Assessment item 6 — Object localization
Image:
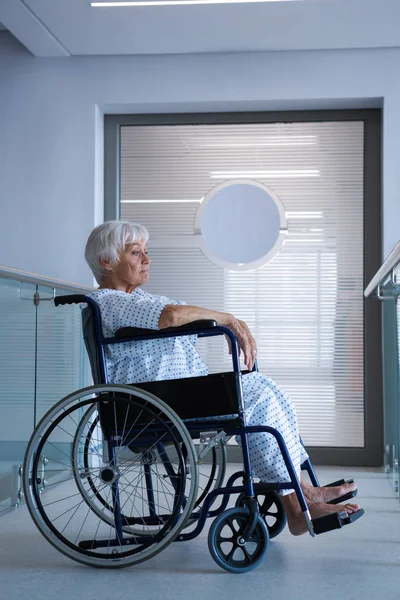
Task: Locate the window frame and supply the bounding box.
[104,109,382,467]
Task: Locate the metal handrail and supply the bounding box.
[0,264,93,293]
[364,241,400,298]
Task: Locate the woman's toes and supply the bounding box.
[308,501,360,518]
[341,481,357,495]
[342,502,360,513]
[333,502,360,514]
[327,482,357,501]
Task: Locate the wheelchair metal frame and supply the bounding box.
[75,295,312,534]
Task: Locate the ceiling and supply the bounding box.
[1,0,400,57]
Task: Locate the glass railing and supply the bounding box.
[365,243,400,501]
[0,267,93,513]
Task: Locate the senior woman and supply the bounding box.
[84,220,360,536]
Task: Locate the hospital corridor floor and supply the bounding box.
[0,465,399,600]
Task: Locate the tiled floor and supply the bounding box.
[0,465,399,600]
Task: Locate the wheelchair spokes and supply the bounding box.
[72,406,189,537]
[73,405,228,536]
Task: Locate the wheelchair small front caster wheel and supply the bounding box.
[208,507,269,573]
[236,491,287,539]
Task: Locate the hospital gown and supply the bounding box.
[89,288,309,494]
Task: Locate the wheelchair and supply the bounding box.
[23,294,363,572]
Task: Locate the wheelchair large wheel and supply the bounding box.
[236,490,287,539]
[72,407,227,535]
[208,507,270,573]
[23,384,198,569]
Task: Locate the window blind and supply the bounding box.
[120,121,364,447]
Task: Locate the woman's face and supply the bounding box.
[103,239,151,292]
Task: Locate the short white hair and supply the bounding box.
[85,220,149,284]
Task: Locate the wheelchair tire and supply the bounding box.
[208,507,270,573]
[235,491,287,539]
[23,384,198,569]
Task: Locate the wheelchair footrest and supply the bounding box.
[323,478,358,505]
[324,478,354,487]
[312,508,365,535]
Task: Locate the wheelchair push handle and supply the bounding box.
[54,294,88,307]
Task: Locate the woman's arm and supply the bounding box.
[159,304,257,370]
[158,304,232,329]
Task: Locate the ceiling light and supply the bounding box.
[210,170,320,179]
[285,238,324,243]
[287,231,323,236]
[121,199,201,203]
[91,0,299,6]
[190,135,316,148]
[285,211,323,219]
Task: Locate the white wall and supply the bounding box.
[1,32,399,286]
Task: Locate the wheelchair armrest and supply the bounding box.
[115,319,218,339]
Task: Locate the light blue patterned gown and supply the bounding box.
[90,288,308,494]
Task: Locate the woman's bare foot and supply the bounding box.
[281,492,361,536]
[301,476,357,503]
